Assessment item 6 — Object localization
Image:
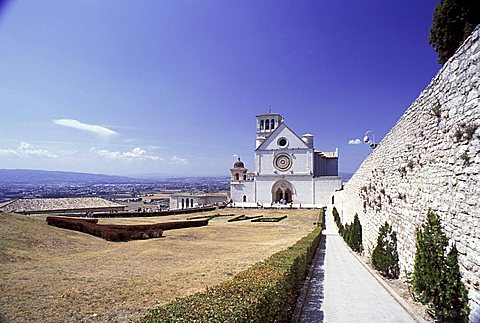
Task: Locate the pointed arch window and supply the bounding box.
[265,119,270,130]
[271,119,275,129]
[260,120,264,130]
[235,173,239,180]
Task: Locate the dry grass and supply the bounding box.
[0,208,318,323]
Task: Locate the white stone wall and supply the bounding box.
[169,196,196,209]
[256,150,313,175]
[169,198,178,210]
[334,26,480,321]
[314,177,342,205]
[230,180,255,203]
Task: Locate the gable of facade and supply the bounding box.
[256,122,309,151]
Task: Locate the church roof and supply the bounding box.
[233,157,245,168]
[315,151,338,158]
[255,113,283,117]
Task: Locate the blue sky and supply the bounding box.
[0,1,440,176]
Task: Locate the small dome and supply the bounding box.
[233,157,245,168]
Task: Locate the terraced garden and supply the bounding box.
[0,208,318,322]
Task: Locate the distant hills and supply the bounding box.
[0,169,136,184]
[0,169,354,184]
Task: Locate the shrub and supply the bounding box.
[103,219,208,231]
[340,214,363,253]
[465,123,478,140]
[141,209,325,323]
[251,216,287,222]
[46,216,99,224]
[89,206,217,218]
[46,216,166,241]
[437,246,470,320]
[227,215,263,222]
[412,209,469,321]
[371,222,400,279]
[332,207,344,234]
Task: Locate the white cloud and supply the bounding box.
[90,147,188,165]
[0,142,57,158]
[0,148,17,156]
[169,156,188,165]
[91,147,162,161]
[348,138,362,145]
[53,119,118,137]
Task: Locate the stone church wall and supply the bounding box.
[314,177,342,205]
[334,26,480,321]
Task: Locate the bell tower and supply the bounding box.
[255,113,284,149]
[230,157,247,182]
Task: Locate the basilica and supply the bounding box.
[230,113,342,207]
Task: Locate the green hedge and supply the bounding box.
[141,209,325,323]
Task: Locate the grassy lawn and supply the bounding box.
[0,208,318,323]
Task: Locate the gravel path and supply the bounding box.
[295,206,415,323]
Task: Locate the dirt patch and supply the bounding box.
[0,209,318,322]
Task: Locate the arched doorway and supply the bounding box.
[243,195,247,202]
[284,188,292,202]
[271,180,295,204]
[275,188,282,202]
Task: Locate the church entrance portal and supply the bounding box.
[271,180,295,204]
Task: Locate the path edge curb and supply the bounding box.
[290,232,324,323]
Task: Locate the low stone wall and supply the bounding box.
[334,26,480,321]
[1,197,125,214]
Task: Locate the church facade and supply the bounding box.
[230,113,342,207]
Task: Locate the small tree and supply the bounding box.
[412,209,469,321]
[372,222,400,279]
[332,207,344,234]
[435,245,470,321]
[429,0,480,64]
[341,214,363,253]
[412,210,448,303]
[350,214,363,253]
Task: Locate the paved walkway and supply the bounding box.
[295,206,415,323]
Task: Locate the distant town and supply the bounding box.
[0,170,230,211]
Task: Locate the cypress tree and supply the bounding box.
[412,209,469,321]
[351,214,363,253]
[435,245,470,320]
[413,210,448,303]
[372,221,400,279]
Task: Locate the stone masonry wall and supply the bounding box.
[334,26,480,321]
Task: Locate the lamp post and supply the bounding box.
[364,130,378,149]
